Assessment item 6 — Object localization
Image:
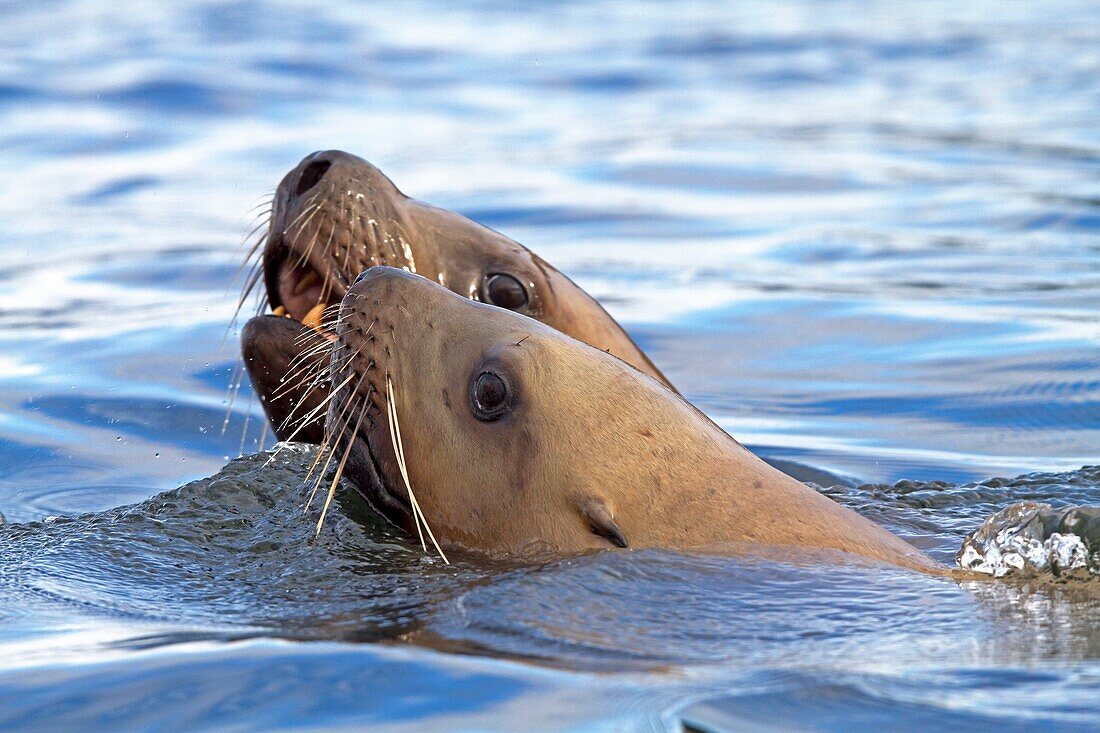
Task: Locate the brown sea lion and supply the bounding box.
[241,150,671,444]
[319,266,940,573]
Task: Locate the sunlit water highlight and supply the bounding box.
[0,1,1098,730]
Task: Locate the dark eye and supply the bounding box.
[484,273,528,310]
[471,371,512,421]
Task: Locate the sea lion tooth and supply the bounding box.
[272,305,286,317]
[302,303,325,331]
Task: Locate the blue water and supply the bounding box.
[1,1,1098,730]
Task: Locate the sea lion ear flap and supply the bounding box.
[576,496,628,548]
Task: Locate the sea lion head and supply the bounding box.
[323,267,941,573]
[242,151,671,443]
[325,266,678,555]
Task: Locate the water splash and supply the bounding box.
[957,502,1100,579]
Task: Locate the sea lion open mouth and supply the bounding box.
[319,266,940,573]
[240,150,673,445]
[265,243,337,332]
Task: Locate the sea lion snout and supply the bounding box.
[287,150,373,198]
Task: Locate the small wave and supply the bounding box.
[957,502,1100,579]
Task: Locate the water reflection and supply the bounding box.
[0,0,1098,729]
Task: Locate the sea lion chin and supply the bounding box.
[323,266,941,573]
[240,150,671,443]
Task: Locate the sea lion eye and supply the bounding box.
[484,273,528,311]
[471,371,512,421]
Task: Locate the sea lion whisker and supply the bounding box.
[319,268,336,308]
[280,349,331,383]
[321,332,362,367]
[306,383,367,506]
[229,265,267,331]
[246,205,273,224]
[284,192,323,234]
[304,375,370,497]
[304,415,345,496]
[240,219,270,253]
[236,233,269,275]
[304,443,331,490]
[282,370,330,408]
[296,219,323,271]
[244,192,275,215]
[292,328,332,348]
[288,195,327,250]
[231,203,272,258]
[308,307,344,336]
[314,395,371,536]
[305,442,336,509]
[267,374,359,470]
[279,371,355,437]
[385,380,423,552]
[320,208,339,262]
[387,375,449,564]
[275,362,327,396]
[303,190,342,267]
[289,333,336,359]
[283,342,329,372]
[277,345,330,382]
[273,358,335,407]
[229,230,269,288]
[270,362,325,402]
[305,425,344,509]
[280,341,341,383]
[238,260,265,306]
[239,237,267,278]
[234,263,264,309]
[282,388,347,455]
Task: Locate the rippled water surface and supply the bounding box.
[1,1,1098,730]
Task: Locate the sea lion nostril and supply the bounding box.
[295,160,331,196]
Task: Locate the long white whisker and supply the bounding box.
[387,379,425,552]
[280,371,354,440]
[387,375,449,564]
[315,396,370,536]
[305,375,364,506]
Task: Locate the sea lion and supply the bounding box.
[241,150,671,444]
[319,266,940,573]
